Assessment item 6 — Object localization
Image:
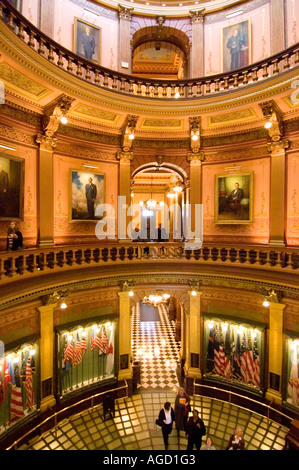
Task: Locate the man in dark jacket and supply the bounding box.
[85,177,97,219]
[186,409,206,450]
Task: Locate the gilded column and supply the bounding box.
[265,301,285,405]
[268,139,289,246]
[189,9,205,78]
[117,151,134,240]
[185,291,202,380]
[38,302,56,412]
[36,135,56,248]
[117,291,132,381]
[118,5,134,73]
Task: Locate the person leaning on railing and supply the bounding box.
[6,221,23,251]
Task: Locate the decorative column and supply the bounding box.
[118,287,132,382]
[185,289,202,381]
[265,298,285,405]
[38,301,56,412]
[260,101,289,246]
[189,9,206,78]
[36,94,74,248]
[118,5,134,73]
[270,0,285,56]
[117,115,138,240]
[187,117,204,245]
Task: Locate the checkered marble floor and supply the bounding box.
[131,302,181,391]
[22,391,288,451]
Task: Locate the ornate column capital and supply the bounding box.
[118,4,134,20]
[187,152,205,165]
[35,133,57,150]
[267,139,289,153]
[189,8,206,24]
[117,151,134,163]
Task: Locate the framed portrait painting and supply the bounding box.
[0,153,24,220]
[215,172,253,224]
[74,18,101,64]
[70,170,105,221]
[221,19,251,73]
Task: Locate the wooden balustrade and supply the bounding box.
[0,0,299,100]
[0,242,298,285]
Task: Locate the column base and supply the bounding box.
[40,394,56,413]
[186,366,202,381]
[265,388,283,405]
[38,239,55,248]
[268,239,285,247]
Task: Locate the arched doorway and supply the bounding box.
[130,162,188,242]
[131,22,190,80]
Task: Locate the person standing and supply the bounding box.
[186,409,206,451]
[85,177,97,219]
[174,387,190,435]
[82,26,95,61]
[158,401,175,450]
[6,221,23,251]
[226,28,241,70]
[226,426,245,450]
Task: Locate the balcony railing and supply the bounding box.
[0,242,298,287]
[0,0,299,100]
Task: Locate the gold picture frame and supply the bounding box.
[215,172,253,224]
[74,18,101,64]
[221,19,251,73]
[0,153,24,221]
[70,169,105,222]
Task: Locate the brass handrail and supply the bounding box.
[0,0,298,99]
[5,380,128,451]
[193,382,294,427]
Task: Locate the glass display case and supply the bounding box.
[0,338,38,433]
[285,337,299,408]
[204,317,264,391]
[57,320,116,396]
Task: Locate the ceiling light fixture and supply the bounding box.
[60,116,68,125]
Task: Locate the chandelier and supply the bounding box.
[139,175,164,217]
[143,293,170,306]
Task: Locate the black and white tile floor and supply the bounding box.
[20,302,289,451]
[131,302,181,391]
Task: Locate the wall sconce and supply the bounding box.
[60,116,68,125]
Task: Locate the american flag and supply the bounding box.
[24,357,34,410]
[214,344,231,378]
[101,327,109,355]
[10,387,24,419]
[252,335,260,387]
[81,333,87,357]
[92,327,102,351]
[240,331,260,388]
[73,333,83,367]
[63,337,74,363]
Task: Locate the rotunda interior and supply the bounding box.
[0,0,298,452]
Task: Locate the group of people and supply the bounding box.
[157,387,245,451]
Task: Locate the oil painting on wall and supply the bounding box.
[0,153,24,220]
[70,170,105,221]
[222,19,251,73]
[74,18,101,64]
[215,172,253,224]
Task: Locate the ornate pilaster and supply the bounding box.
[185,290,202,381]
[189,9,205,78]
[118,290,132,381]
[117,148,134,240]
[38,302,56,412]
[260,101,289,246]
[36,94,74,248]
[118,5,134,73]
